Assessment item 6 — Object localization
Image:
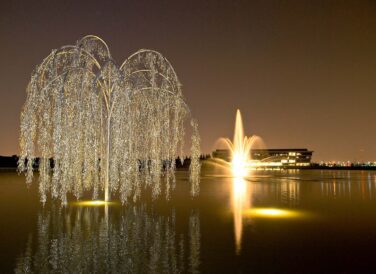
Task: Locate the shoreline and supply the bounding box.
[2,156,376,171]
[2,166,376,172]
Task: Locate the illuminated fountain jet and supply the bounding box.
[224,110,256,177]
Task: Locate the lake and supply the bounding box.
[1,162,376,273]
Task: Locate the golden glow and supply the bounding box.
[231,177,250,254]
[215,109,312,172]
[228,109,255,178]
[243,208,301,218]
[213,110,286,175]
[232,153,249,177]
[71,200,118,207]
[222,109,282,176]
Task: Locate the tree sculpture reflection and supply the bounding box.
[18,35,200,204]
[15,205,201,273]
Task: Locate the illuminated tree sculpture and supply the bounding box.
[19,35,201,205]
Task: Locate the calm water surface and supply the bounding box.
[1,162,376,273]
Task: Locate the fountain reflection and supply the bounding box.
[230,176,306,254]
[15,203,200,273]
[231,177,251,254]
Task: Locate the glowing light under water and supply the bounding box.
[72,200,117,207]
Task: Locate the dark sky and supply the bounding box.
[1,0,376,161]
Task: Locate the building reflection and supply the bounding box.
[15,204,200,273]
[280,180,300,206]
[319,171,376,200]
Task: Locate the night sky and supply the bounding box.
[1,0,376,161]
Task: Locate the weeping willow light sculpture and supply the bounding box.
[19,35,201,205]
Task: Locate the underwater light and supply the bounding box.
[244,208,301,218]
[71,200,117,207]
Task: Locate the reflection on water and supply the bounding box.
[15,204,200,273]
[189,212,200,274]
[280,180,300,206]
[319,171,376,200]
[230,176,302,254]
[251,180,300,207]
[231,177,250,254]
[3,169,376,272]
[228,170,376,255]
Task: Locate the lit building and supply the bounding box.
[212,148,313,167]
[212,149,232,162]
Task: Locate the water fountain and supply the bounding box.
[212,109,263,176]
[211,109,259,253]
[213,110,304,253]
[18,35,201,205]
[223,109,259,177]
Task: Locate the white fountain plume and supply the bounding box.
[213,109,262,177]
[224,110,255,177]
